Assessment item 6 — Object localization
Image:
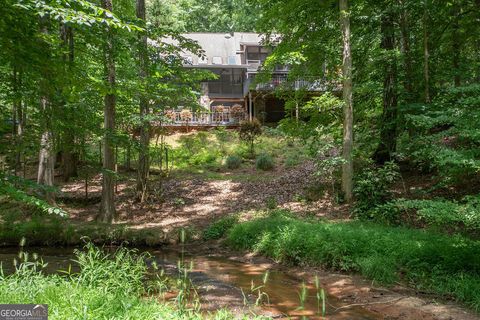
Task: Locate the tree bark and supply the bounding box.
[451,5,461,87]
[477,0,480,82]
[423,5,431,103]
[12,67,23,175]
[37,17,55,204]
[339,0,353,202]
[373,12,398,165]
[61,24,78,182]
[136,0,150,203]
[399,1,414,102]
[98,0,116,223]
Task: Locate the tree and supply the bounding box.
[98,0,117,222]
[37,16,56,204]
[339,0,353,202]
[373,9,398,165]
[136,0,150,203]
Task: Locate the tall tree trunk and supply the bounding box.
[339,0,353,202]
[12,67,23,175]
[373,12,398,165]
[399,1,414,102]
[61,24,78,182]
[451,5,461,87]
[477,0,480,82]
[37,17,55,204]
[423,0,431,103]
[99,0,116,222]
[136,0,150,203]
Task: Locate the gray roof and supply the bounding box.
[163,32,266,68]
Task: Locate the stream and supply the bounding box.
[0,246,381,319]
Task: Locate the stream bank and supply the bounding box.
[0,243,478,320]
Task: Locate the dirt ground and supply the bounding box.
[53,156,480,320]
[60,160,349,232]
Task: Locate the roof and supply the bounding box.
[162,32,267,67]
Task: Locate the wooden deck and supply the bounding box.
[163,111,248,128]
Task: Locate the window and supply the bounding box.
[227,56,237,65]
[207,68,243,95]
[212,56,223,64]
[246,46,269,62]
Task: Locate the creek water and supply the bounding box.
[0,247,381,320]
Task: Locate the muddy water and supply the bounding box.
[0,247,380,319]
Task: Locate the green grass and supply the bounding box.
[227,210,480,311]
[203,215,239,240]
[0,244,263,319]
[165,129,309,173]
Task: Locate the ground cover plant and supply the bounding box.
[227,210,480,311]
[165,129,309,175]
[0,244,263,320]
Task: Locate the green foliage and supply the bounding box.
[0,174,67,218]
[265,196,278,210]
[400,85,480,182]
[227,212,480,310]
[225,155,242,169]
[255,153,274,171]
[239,119,262,156]
[203,215,239,240]
[373,196,480,236]
[0,244,258,319]
[147,0,260,32]
[353,161,400,219]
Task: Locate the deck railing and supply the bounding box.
[164,111,247,126]
[246,74,331,92]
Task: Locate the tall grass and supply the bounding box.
[0,244,264,319]
[227,210,480,311]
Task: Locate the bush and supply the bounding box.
[256,153,274,171]
[374,196,480,235]
[353,161,400,219]
[203,215,239,240]
[238,118,262,155]
[399,85,480,182]
[227,212,480,310]
[225,155,242,169]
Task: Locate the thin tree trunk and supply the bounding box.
[125,144,131,171]
[12,67,23,175]
[373,12,398,165]
[99,0,116,223]
[339,0,353,202]
[451,5,461,87]
[37,17,55,204]
[477,0,480,82]
[136,0,150,203]
[423,1,431,103]
[399,1,414,102]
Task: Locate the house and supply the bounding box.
[164,32,325,126]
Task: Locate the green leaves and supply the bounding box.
[15,0,143,31]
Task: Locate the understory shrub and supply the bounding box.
[227,211,480,310]
[239,119,262,155]
[203,215,239,240]
[353,161,400,219]
[225,155,242,169]
[399,85,480,182]
[256,153,274,171]
[373,196,480,236]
